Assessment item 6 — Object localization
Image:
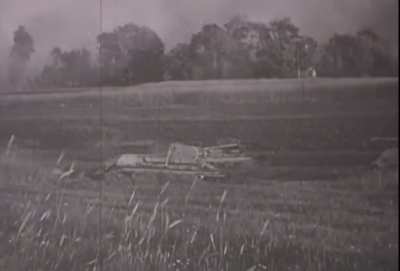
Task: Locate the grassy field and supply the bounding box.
[0,78,398,270]
[0,78,398,153]
[0,148,398,271]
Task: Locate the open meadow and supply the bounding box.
[0,78,398,270]
[0,147,398,271]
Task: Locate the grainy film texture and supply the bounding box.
[0,1,398,270]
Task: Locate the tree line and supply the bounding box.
[5,16,398,90]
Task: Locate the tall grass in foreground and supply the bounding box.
[1,176,393,271]
[1,186,340,271]
[0,142,397,271]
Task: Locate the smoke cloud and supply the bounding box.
[0,0,398,80]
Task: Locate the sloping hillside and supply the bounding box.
[0,78,398,154]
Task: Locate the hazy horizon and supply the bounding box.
[0,0,398,77]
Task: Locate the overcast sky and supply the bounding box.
[0,0,398,74]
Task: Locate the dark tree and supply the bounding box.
[225,16,318,78]
[38,47,96,87]
[8,26,35,90]
[97,32,123,84]
[164,43,192,80]
[225,15,276,77]
[97,23,165,85]
[320,34,364,77]
[318,28,396,77]
[357,28,396,76]
[189,23,251,79]
[268,17,302,77]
